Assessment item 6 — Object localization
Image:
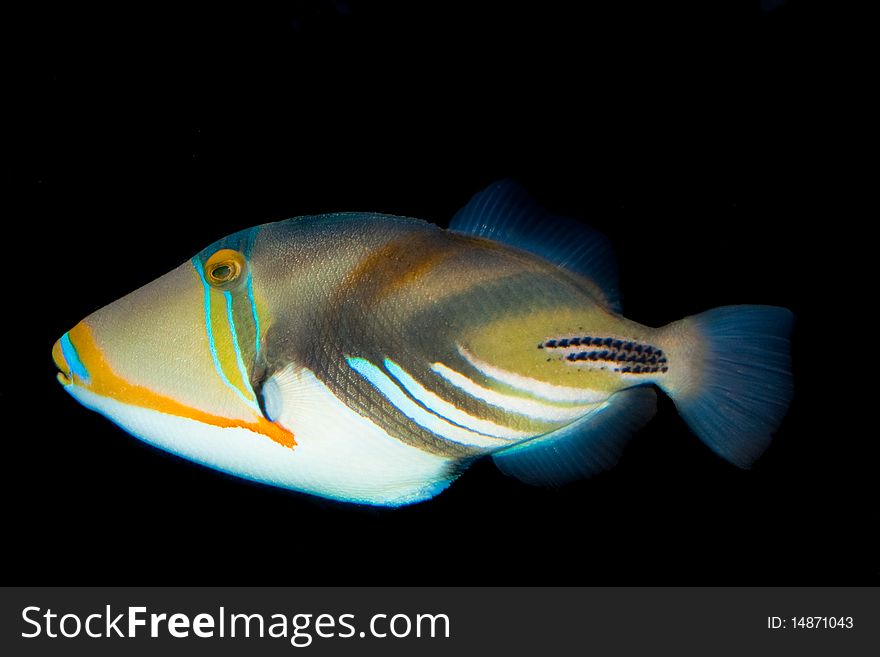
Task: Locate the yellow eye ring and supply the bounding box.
[205,249,247,289]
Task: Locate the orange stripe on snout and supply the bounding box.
[67,322,296,449]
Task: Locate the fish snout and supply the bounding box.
[52,323,92,387]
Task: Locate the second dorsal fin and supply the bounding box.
[449,180,621,312]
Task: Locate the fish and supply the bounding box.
[52,181,794,506]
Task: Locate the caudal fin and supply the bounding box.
[658,305,794,468]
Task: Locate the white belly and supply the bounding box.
[65,367,456,506]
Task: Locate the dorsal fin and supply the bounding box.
[450,180,622,312]
[491,387,657,486]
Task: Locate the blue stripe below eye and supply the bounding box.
[60,332,90,382]
[243,228,262,355]
[192,259,259,410]
[246,275,261,355]
[224,290,256,403]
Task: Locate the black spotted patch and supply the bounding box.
[539,335,668,375]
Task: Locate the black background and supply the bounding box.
[6,2,872,584]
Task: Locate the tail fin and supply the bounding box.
[657,305,794,468]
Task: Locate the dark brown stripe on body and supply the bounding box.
[307,232,488,459]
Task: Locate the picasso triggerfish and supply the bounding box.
[53,181,793,506]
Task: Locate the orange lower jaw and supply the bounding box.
[55,321,296,449]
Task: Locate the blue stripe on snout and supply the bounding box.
[61,332,90,382]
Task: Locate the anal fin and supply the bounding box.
[492,387,657,486]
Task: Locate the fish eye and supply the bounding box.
[205,249,246,289]
[211,264,233,280]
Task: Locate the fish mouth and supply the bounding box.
[52,337,71,385]
[52,328,89,386]
[50,321,297,448]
